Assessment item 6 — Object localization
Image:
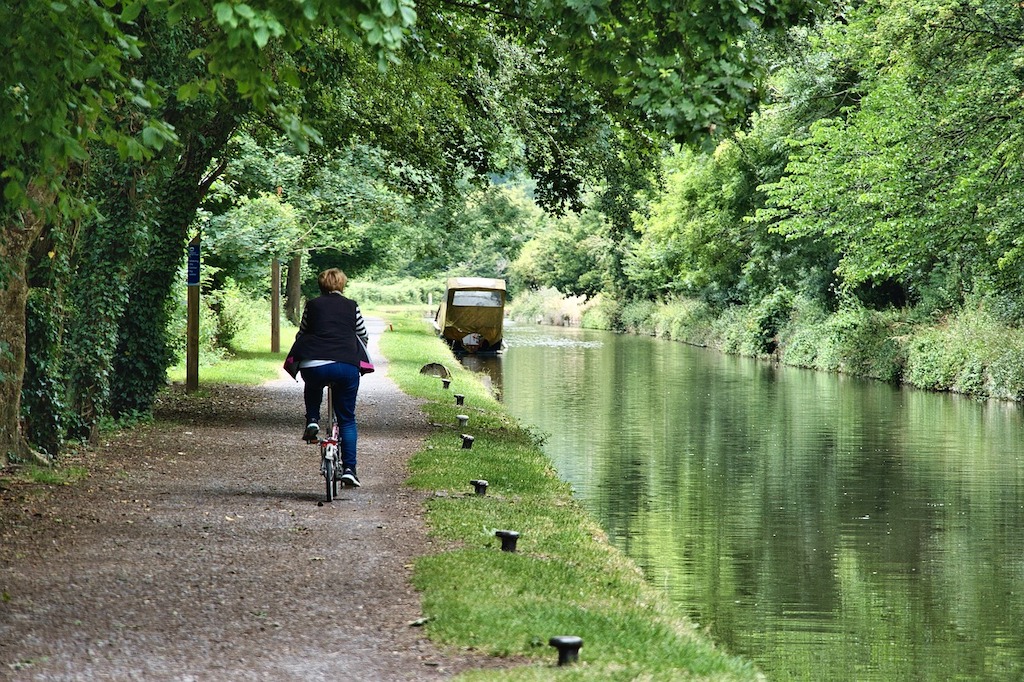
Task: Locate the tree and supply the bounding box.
[759,0,1024,307]
[626,144,752,304]
[499,0,826,141]
[511,208,613,297]
[2,2,173,463]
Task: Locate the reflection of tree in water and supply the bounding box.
[496,323,1024,681]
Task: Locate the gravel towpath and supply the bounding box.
[0,319,509,681]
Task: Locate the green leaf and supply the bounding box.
[63,137,88,161]
[214,3,233,25]
[279,67,300,88]
[358,13,377,31]
[168,1,185,23]
[3,179,24,203]
[120,1,143,22]
[177,81,200,101]
[399,4,416,25]
[141,125,166,151]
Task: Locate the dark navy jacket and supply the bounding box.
[288,293,365,368]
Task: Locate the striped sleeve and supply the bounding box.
[354,305,368,344]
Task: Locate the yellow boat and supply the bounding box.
[434,277,506,354]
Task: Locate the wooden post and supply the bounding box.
[186,236,200,393]
[271,258,281,353]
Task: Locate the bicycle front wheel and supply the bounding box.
[323,457,335,503]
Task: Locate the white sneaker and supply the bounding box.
[340,468,360,487]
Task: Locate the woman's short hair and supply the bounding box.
[318,268,348,294]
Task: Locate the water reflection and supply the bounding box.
[492,324,1024,681]
[457,353,502,397]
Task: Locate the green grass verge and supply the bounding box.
[167,319,299,385]
[163,304,420,387]
[379,313,759,681]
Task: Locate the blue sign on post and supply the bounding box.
[187,238,200,286]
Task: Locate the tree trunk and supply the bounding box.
[110,102,243,418]
[64,157,149,442]
[285,255,303,325]
[0,191,55,465]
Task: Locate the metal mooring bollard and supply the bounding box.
[461,434,475,449]
[457,414,469,427]
[442,378,451,389]
[549,636,583,666]
[495,529,520,552]
[470,479,489,495]
[454,393,465,406]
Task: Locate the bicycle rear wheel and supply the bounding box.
[323,455,335,502]
[322,384,337,502]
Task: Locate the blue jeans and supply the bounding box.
[300,362,360,471]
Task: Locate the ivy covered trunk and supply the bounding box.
[110,105,242,419]
[23,265,68,460]
[63,157,152,442]
[0,191,54,465]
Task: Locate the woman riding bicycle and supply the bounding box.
[287,268,369,487]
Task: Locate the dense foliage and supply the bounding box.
[4,0,816,463]
[516,0,1024,319]
[499,0,1024,400]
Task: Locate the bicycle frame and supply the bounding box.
[325,383,340,441]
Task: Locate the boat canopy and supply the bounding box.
[435,277,506,353]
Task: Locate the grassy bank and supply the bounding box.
[167,306,298,386]
[377,311,758,680]
[508,288,1024,402]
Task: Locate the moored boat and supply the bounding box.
[433,277,506,354]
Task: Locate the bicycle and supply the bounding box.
[316,384,341,503]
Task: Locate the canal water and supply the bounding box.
[462,323,1024,681]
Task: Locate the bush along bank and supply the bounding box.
[507,288,1024,402]
[378,313,759,681]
